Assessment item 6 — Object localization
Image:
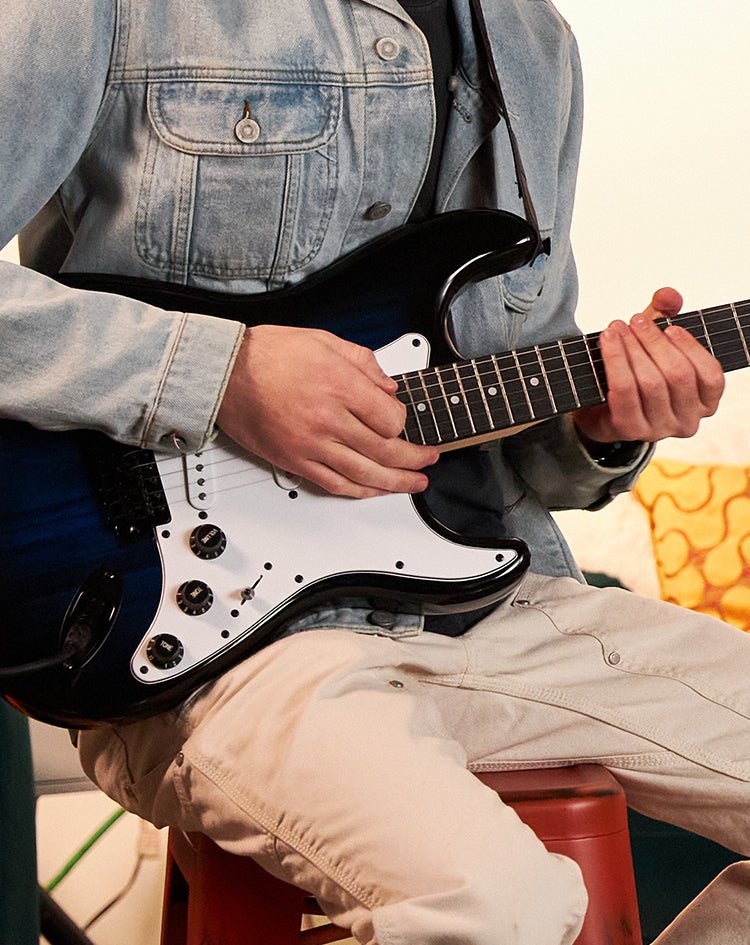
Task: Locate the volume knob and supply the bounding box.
[176,580,214,616]
[189,524,227,560]
[146,633,184,670]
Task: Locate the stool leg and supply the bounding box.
[478,766,642,945]
[192,837,308,945]
[160,845,188,945]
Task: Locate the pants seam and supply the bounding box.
[187,750,382,911]
[422,675,750,782]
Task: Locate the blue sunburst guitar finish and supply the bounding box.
[0,210,539,726]
[4,208,750,728]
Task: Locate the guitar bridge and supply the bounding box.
[95,444,172,542]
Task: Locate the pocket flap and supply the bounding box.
[147,80,341,156]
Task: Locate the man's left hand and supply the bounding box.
[573,287,726,446]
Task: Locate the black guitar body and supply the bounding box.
[0,210,538,727]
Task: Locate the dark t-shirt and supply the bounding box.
[400,0,456,219]
[400,2,506,636]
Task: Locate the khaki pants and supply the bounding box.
[80,574,750,945]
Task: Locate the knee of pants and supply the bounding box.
[369,848,588,945]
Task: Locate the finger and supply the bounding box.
[311,443,432,495]
[641,286,683,321]
[324,332,399,394]
[663,324,726,413]
[597,321,652,437]
[337,414,440,470]
[299,459,392,499]
[624,317,704,433]
[348,382,409,439]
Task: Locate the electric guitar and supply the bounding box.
[2,209,748,727]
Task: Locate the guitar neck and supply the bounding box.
[398,298,750,448]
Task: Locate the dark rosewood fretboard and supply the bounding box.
[397,299,750,448]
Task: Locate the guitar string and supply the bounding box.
[398,314,750,419]
[403,312,750,397]
[119,307,750,480]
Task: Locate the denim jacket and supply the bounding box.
[0,0,649,636]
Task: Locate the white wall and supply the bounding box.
[552,0,750,593]
[5,4,750,942]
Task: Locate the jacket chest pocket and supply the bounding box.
[136,80,341,282]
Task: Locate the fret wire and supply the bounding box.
[582,335,605,400]
[452,365,477,435]
[396,302,750,441]
[457,361,492,434]
[437,365,475,438]
[432,367,459,439]
[401,374,428,445]
[477,372,512,427]
[731,302,750,366]
[557,340,581,408]
[394,375,416,443]
[417,370,443,444]
[534,344,557,414]
[490,354,515,424]
[697,309,715,356]
[516,347,554,418]
[511,351,535,419]
[471,360,495,429]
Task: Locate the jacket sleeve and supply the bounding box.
[502,415,652,511]
[0,0,244,452]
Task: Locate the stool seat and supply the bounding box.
[161,764,642,945]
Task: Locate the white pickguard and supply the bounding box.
[131,334,523,683]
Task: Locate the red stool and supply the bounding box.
[160,764,642,945]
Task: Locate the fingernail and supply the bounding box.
[607,320,627,335]
[632,315,649,331]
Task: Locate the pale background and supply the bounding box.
[2,2,749,941]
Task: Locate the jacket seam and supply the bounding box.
[139,312,188,447]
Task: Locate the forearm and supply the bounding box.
[0,263,245,451]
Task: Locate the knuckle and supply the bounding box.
[661,364,687,387]
[639,376,665,400]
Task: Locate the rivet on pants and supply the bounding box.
[608,652,622,666]
[389,679,405,689]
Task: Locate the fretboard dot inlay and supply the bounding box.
[396,298,750,449]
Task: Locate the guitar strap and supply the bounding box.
[467,0,549,255]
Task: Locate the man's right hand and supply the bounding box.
[216,325,440,498]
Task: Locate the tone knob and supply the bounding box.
[176,579,214,616]
[146,633,184,670]
[189,524,227,560]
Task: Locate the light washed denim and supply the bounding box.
[0,0,648,642]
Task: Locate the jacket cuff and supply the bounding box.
[502,414,653,511]
[140,312,245,452]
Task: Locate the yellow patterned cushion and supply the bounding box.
[633,459,750,630]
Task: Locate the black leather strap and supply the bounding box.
[468,0,546,253]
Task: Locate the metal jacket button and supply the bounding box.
[367,610,397,629]
[234,117,261,144]
[364,201,392,221]
[374,36,400,61]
